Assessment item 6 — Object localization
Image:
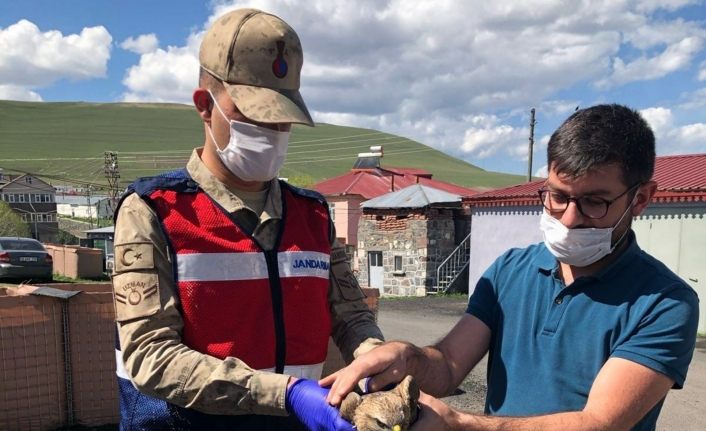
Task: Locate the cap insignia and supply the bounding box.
[272,40,288,78]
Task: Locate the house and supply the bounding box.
[0,171,59,243]
[313,147,479,265]
[464,153,706,333]
[56,195,113,219]
[357,184,473,296]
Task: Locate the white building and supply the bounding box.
[465,153,706,334]
[55,195,113,219]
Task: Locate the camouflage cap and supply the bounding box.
[199,8,314,126]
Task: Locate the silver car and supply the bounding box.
[0,237,53,281]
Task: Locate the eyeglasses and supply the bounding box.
[537,183,641,219]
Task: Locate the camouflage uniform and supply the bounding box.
[113,148,383,416]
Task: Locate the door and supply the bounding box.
[368,251,383,290]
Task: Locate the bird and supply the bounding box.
[339,375,419,431]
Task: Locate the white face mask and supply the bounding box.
[539,197,635,267]
[207,91,290,182]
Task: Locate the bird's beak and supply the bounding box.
[393,425,401,431]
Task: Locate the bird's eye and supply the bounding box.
[374,418,388,429]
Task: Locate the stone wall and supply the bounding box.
[357,207,457,296]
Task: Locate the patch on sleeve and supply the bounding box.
[112,272,160,322]
[114,242,155,273]
[332,261,366,301]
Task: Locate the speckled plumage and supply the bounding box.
[340,375,419,431]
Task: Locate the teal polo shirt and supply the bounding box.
[467,232,699,431]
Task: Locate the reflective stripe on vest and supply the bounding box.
[148,184,332,371]
[176,251,330,282]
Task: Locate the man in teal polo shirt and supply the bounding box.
[322,104,699,431]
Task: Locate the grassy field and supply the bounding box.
[0,100,524,190]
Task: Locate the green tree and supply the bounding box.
[0,201,30,237]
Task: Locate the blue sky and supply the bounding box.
[2,0,706,177]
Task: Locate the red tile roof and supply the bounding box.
[314,167,479,200]
[465,153,706,207]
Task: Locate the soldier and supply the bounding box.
[111,8,383,430]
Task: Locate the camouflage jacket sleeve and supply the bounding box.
[328,239,385,362]
[112,193,290,416]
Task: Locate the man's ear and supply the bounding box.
[193,88,212,122]
[632,180,657,217]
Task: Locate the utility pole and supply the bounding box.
[104,151,120,220]
[86,186,93,229]
[527,108,536,182]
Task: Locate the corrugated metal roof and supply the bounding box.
[466,153,706,207]
[313,168,478,200]
[362,184,461,208]
[651,153,706,191]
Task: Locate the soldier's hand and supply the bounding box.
[286,378,354,431]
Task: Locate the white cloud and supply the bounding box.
[698,61,706,81]
[121,34,200,103]
[635,0,700,13]
[115,0,706,171]
[640,106,706,154]
[678,87,706,110]
[0,19,111,90]
[597,36,703,88]
[640,106,674,137]
[0,84,42,101]
[535,165,549,178]
[460,114,529,159]
[120,33,159,54]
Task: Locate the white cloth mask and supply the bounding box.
[539,197,635,267]
[207,91,290,182]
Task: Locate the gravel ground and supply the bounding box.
[376,295,488,414]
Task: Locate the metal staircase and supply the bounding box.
[431,233,471,294]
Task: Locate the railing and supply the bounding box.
[432,233,471,294]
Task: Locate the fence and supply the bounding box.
[0,283,379,430]
[0,283,118,430]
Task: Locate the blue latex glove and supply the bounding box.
[286,379,355,431]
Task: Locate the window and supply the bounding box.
[18,194,26,203]
[21,213,28,222]
[8,194,15,203]
[394,255,403,273]
[25,177,32,184]
[33,194,41,203]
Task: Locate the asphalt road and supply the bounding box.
[376,295,705,430]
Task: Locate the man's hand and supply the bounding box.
[411,392,455,431]
[320,341,414,406]
[285,378,355,431]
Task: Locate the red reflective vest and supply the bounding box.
[148,181,332,373]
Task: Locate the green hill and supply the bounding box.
[0,100,523,190]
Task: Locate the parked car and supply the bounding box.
[0,237,53,281]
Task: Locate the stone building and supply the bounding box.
[357,184,471,296]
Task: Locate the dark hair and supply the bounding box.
[199,67,224,94]
[547,104,655,186]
